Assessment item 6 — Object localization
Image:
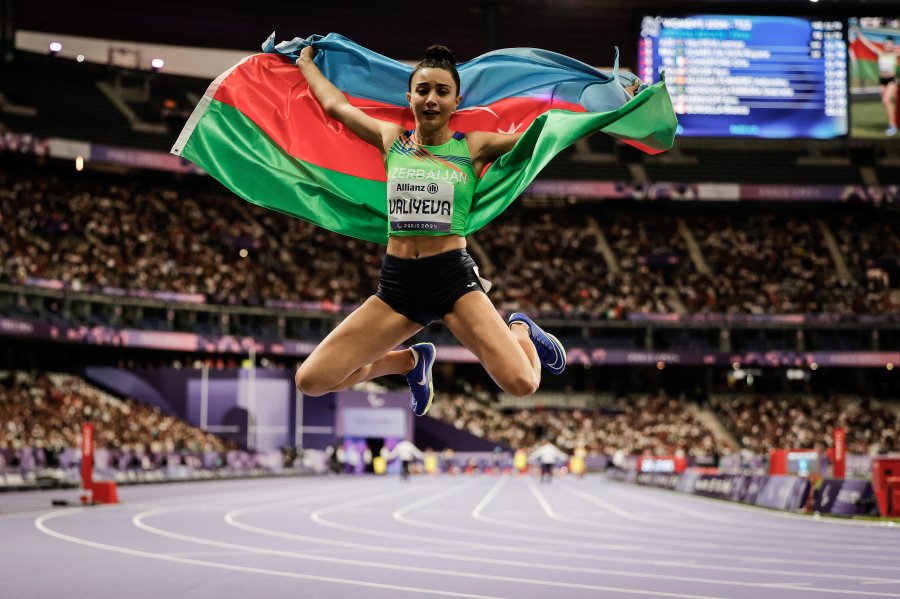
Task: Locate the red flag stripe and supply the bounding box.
[213,54,585,182]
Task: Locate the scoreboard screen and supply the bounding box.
[639,15,848,139]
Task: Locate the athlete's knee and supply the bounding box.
[502,371,539,398]
[295,365,331,396]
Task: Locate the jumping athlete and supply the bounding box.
[293,44,620,415]
[854,28,900,136]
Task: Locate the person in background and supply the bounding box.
[854,28,899,135]
[571,444,587,479]
[423,447,439,476]
[529,438,569,484]
[514,448,529,476]
[385,438,426,481]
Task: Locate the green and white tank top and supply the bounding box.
[385,131,477,237]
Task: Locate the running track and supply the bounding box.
[1,475,898,598]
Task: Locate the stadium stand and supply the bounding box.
[2,161,896,319]
[710,393,900,455]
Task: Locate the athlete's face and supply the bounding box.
[407,68,461,128]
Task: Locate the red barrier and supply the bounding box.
[92,481,119,505]
[872,458,900,517]
[833,427,846,479]
[889,478,900,518]
[80,423,94,504]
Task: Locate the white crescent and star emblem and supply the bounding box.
[456,105,500,118]
[454,106,524,134]
[497,122,523,134]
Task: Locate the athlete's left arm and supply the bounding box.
[469,78,639,172]
[468,131,524,174]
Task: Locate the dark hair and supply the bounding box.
[408,45,460,94]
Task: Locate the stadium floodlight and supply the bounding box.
[48,41,62,55]
[150,58,165,71]
[76,54,85,63]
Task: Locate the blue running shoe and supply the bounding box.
[508,313,566,375]
[405,343,436,416]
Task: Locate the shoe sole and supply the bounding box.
[414,343,436,417]
[417,386,435,417]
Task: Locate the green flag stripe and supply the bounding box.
[466,80,676,234]
[182,83,676,244]
[181,99,390,244]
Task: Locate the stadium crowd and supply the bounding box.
[682,213,871,314]
[2,368,898,476]
[428,392,724,457]
[710,394,900,455]
[0,371,231,454]
[2,164,898,317]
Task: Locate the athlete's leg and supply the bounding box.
[295,295,423,396]
[442,292,540,397]
[883,82,898,128]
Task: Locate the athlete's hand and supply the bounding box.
[296,45,317,66]
[624,80,642,98]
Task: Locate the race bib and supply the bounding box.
[388,180,454,232]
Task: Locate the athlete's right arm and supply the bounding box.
[851,26,880,55]
[295,46,401,155]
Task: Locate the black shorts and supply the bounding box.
[376,249,485,325]
[880,76,897,86]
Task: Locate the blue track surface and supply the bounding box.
[1,475,899,598]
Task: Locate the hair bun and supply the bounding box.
[424,45,456,64]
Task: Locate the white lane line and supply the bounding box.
[0,479,349,526]
[230,488,820,597]
[605,482,880,539]
[544,481,869,550]
[426,478,900,596]
[392,480,483,523]
[164,550,256,557]
[0,508,64,521]
[605,484,863,536]
[310,484,429,526]
[456,478,900,588]
[554,480,898,564]
[569,484,889,560]
[764,583,814,588]
[260,497,900,598]
[603,487,740,524]
[582,480,900,556]
[0,482,299,522]
[133,501,726,599]
[34,509,497,599]
[398,479,895,577]
[601,479,900,531]
[470,477,508,517]
[551,480,646,520]
[232,493,648,577]
[474,479,878,573]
